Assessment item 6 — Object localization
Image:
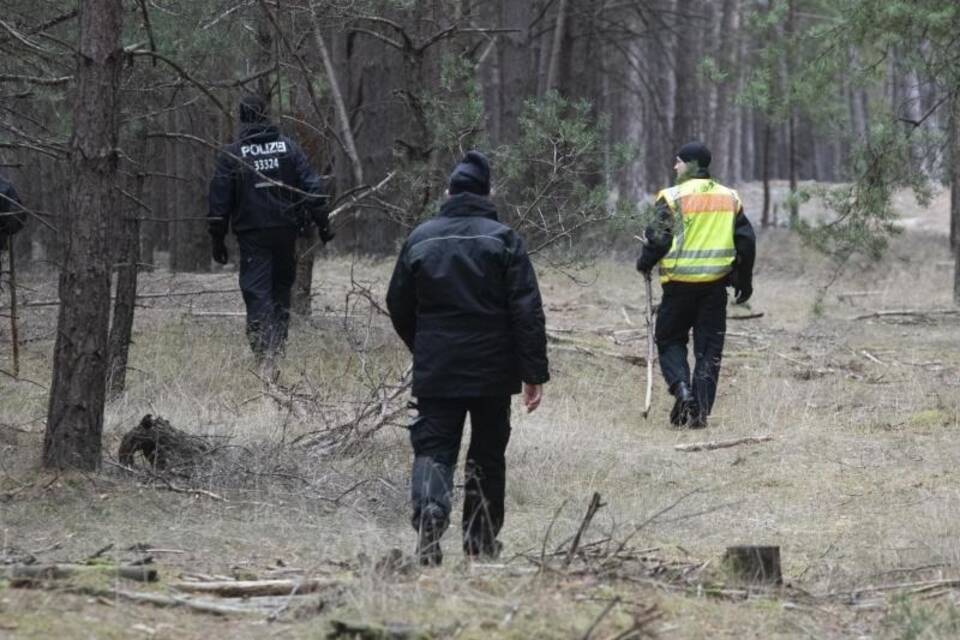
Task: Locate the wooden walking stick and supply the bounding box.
[635,234,656,419]
[641,271,654,419]
[4,235,19,378]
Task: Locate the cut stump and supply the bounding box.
[118,414,210,470]
[722,545,782,585]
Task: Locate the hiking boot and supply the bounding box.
[669,382,697,427]
[689,410,708,429]
[464,537,503,561]
[416,504,445,567]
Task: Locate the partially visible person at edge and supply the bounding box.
[0,172,26,252]
[636,141,756,429]
[207,95,334,367]
[386,150,550,566]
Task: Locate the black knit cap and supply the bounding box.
[448,150,491,196]
[676,141,711,168]
[239,95,268,124]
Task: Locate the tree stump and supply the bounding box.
[118,415,210,470]
[722,545,782,585]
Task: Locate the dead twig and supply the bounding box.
[564,492,605,568]
[675,436,773,453]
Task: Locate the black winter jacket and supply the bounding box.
[0,174,24,239]
[386,192,550,398]
[636,167,756,290]
[208,124,330,237]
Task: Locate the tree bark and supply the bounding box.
[951,93,960,304]
[545,0,569,94]
[44,0,123,470]
[107,156,144,400]
[786,0,799,227]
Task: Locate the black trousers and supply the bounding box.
[655,283,726,416]
[409,396,512,552]
[236,227,297,357]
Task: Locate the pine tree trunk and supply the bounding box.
[44,0,123,470]
[107,160,144,400]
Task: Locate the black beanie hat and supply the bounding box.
[448,150,491,196]
[676,141,711,168]
[239,95,268,124]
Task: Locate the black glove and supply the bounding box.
[734,281,753,305]
[318,227,336,245]
[211,236,229,264]
[636,254,657,275]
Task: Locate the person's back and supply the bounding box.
[390,190,545,398]
[386,150,549,566]
[207,95,333,362]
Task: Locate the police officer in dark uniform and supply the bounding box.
[386,150,550,566]
[0,172,25,251]
[208,96,333,361]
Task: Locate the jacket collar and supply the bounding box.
[239,123,279,141]
[677,166,711,183]
[439,192,499,221]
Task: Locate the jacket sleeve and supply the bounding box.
[506,234,550,385]
[386,242,417,352]
[208,147,236,239]
[636,196,674,272]
[733,206,756,286]
[291,145,333,228]
[0,180,25,237]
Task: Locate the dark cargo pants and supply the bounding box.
[655,282,727,417]
[409,396,512,555]
[236,227,297,358]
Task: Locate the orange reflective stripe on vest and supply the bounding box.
[657,179,739,284]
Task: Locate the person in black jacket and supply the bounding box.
[0,173,25,251]
[386,150,550,566]
[636,142,756,429]
[208,95,334,362]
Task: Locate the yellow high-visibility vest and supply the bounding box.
[656,178,740,284]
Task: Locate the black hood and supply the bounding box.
[239,123,280,142]
[439,192,498,221]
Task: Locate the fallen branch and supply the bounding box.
[728,312,764,321]
[548,332,648,367]
[850,309,960,322]
[171,577,337,598]
[2,563,157,583]
[675,436,773,453]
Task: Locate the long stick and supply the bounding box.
[641,273,654,419]
[6,236,18,378]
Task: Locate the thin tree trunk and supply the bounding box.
[545,0,569,93]
[44,0,123,470]
[951,93,960,303]
[107,148,144,400]
[786,0,799,227]
[761,120,772,227]
[309,6,363,185]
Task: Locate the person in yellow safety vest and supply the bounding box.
[636,141,756,428]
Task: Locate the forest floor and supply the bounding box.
[1,182,959,638]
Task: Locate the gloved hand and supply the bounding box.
[734,281,753,305]
[211,236,229,264]
[636,253,656,275]
[318,227,336,245]
[311,209,335,245]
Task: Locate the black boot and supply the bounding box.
[669,381,698,428]
[416,503,446,566]
[411,456,453,567]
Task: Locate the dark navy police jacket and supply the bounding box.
[208,124,329,237]
[386,192,550,398]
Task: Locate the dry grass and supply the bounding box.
[1,186,960,638]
